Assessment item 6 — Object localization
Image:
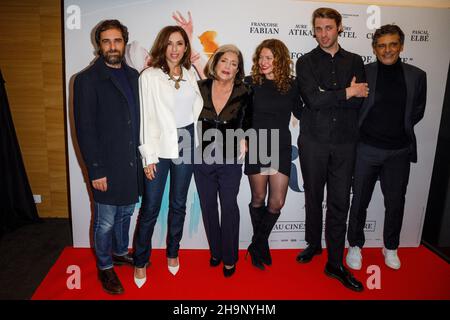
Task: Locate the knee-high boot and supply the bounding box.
[247,204,266,270]
[255,210,280,266]
[248,204,265,243]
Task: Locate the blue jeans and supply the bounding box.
[93,202,135,270]
[133,124,194,268]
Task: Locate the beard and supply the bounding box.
[102,49,124,66]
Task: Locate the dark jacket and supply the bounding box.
[74,57,143,205]
[359,62,427,163]
[197,78,251,160]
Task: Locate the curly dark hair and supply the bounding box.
[251,39,293,94]
[149,25,191,73]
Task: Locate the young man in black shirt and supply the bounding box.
[296,7,368,292]
[346,25,427,271]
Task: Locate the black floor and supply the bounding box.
[0,218,72,300]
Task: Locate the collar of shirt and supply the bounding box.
[314,45,348,59]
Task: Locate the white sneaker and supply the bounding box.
[382,248,401,270]
[346,246,362,270]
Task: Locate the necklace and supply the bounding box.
[168,68,183,89]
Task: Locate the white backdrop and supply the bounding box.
[64,0,450,249]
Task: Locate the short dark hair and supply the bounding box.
[149,26,191,73]
[94,19,129,49]
[204,44,245,84]
[312,7,342,33]
[372,24,405,47]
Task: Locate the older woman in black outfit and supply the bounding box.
[194,44,250,277]
[245,39,302,270]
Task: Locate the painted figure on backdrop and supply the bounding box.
[295,8,368,292]
[172,11,208,79]
[244,39,302,270]
[125,11,208,79]
[346,24,427,271]
[133,25,203,288]
[194,44,250,277]
[74,19,142,295]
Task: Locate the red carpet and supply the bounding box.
[32,246,450,300]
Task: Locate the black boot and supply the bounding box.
[246,204,266,270]
[255,211,280,267]
[246,242,265,270]
[98,268,124,295]
[249,204,274,265]
[248,204,264,243]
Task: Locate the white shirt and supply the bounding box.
[172,76,195,128]
[138,66,203,165]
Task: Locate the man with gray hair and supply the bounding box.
[346,24,427,271]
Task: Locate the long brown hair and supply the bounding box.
[148,25,191,73]
[251,39,293,93]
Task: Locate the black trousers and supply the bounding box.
[194,162,243,265]
[348,142,410,250]
[298,135,356,267]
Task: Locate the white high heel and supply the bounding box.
[168,258,180,276]
[134,266,147,288]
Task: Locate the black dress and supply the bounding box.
[244,76,302,177]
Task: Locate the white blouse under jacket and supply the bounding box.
[138,66,203,166]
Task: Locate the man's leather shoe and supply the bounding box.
[210,257,221,267]
[296,245,322,263]
[98,268,124,295]
[324,263,364,292]
[112,253,134,266]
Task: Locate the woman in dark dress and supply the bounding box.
[245,39,302,270]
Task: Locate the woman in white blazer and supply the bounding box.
[133,25,203,288]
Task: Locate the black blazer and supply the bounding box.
[359,62,427,163]
[73,58,143,205]
[196,79,251,159]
